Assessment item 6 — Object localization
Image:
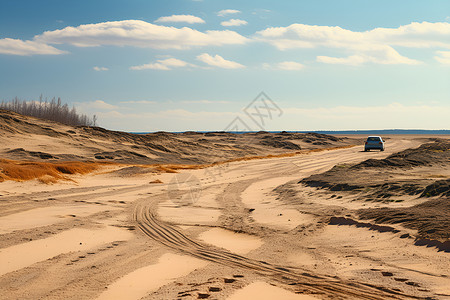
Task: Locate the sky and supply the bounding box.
[0,0,449,132]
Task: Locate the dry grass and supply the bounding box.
[0,159,104,183]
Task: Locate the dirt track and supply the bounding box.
[1,137,449,299]
[134,193,408,299]
[132,137,439,299]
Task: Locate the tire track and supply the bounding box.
[134,199,418,299]
[134,142,425,299]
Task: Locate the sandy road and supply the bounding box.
[133,138,431,299]
[2,137,446,299]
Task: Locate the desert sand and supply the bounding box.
[0,110,449,299]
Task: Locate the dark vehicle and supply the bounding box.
[364,136,385,151]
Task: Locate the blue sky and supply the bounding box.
[0,0,449,131]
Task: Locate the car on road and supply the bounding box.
[364,136,385,151]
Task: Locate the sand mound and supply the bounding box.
[420,179,450,198]
[7,148,57,160]
[94,150,149,163]
[0,110,358,166]
[358,197,450,241]
[259,140,302,150]
[414,238,450,252]
[353,139,449,169]
[328,217,400,234]
[300,140,450,198]
[109,166,157,177]
[299,140,450,243]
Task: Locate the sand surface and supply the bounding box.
[198,228,263,254]
[1,112,449,299]
[97,253,208,300]
[227,281,319,299]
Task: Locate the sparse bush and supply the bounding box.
[0,96,96,127]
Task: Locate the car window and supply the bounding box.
[367,137,380,141]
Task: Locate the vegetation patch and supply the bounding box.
[0,159,102,183]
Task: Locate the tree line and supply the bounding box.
[0,96,97,127]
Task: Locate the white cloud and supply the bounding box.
[93,66,108,71]
[434,50,450,64]
[95,109,238,131]
[316,55,366,66]
[196,53,245,69]
[255,22,450,65]
[286,103,449,118]
[317,46,421,65]
[0,38,66,56]
[252,8,271,15]
[155,15,205,24]
[256,22,450,50]
[181,100,230,104]
[217,9,241,17]
[76,100,118,111]
[119,100,156,104]
[283,102,450,130]
[368,22,450,48]
[276,61,304,70]
[130,58,193,70]
[34,20,248,50]
[221,19,248,27]
[262,61,304,70]
[91,102,450,132]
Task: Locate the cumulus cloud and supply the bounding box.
[155,15,205,24]
[217,9,241,17]
[34,20,248,50]
[256,22,450,50]
[221,19,248,27]
[93,66,108,71]
[196,53,245,69]
[434,50,450,64]
[317,46,421,65]
[255,22,450,65]
[130,58,193,70]
[0,38,66,56]
[368,22,450,48]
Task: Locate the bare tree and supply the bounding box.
[0,96,96,127]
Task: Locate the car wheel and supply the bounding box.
[381,148,384,151]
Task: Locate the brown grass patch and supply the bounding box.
[0,159,106,183]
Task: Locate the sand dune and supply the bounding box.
[0,111,449,299]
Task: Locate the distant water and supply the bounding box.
[131,129,450,135]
